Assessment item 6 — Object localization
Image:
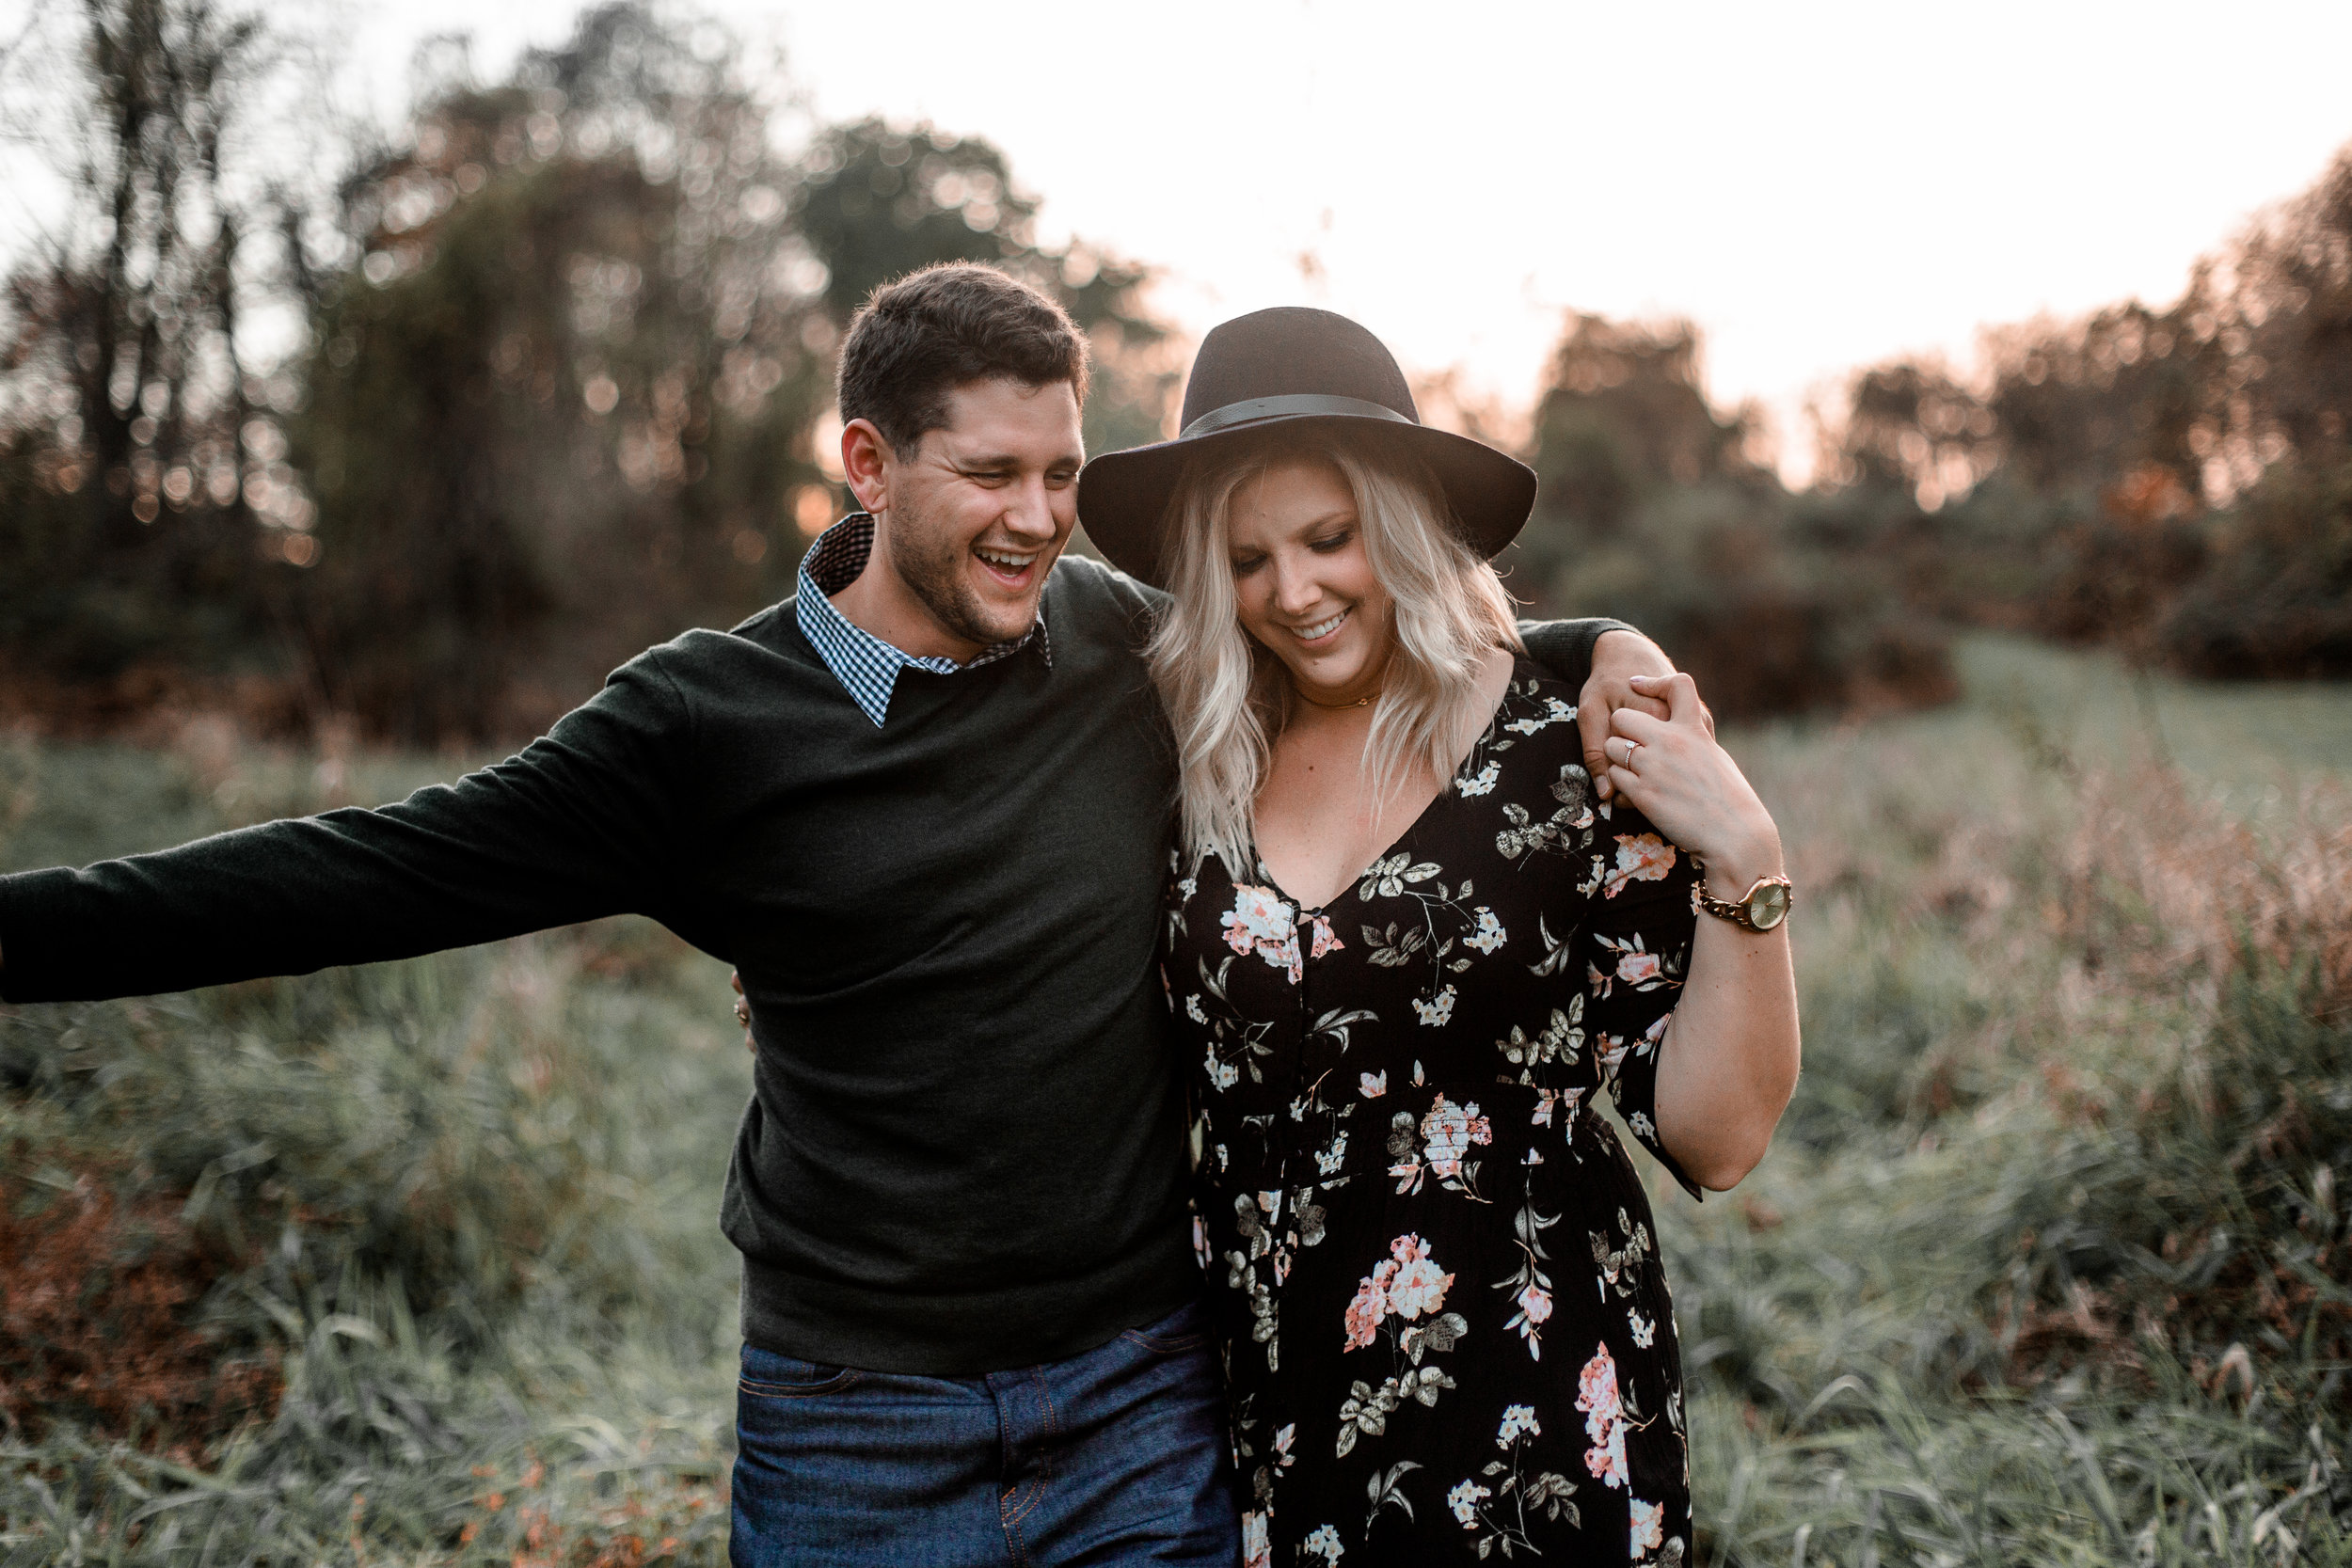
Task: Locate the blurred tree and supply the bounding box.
[1525,314,1763,537]
[1515,310,1952,720]
[0,0,303,683]
[1812,140,2352,673]
[1820,358,2000,510]
[793,116,1177,473]
[287,4,832,740]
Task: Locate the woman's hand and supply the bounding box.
[1576,629,1711,802]
[1602,672,1782,898]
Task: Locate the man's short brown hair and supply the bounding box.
[836,263,1090,455]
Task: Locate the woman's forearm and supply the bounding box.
[1651,849,1802,1191]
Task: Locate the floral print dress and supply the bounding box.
[1165,661,1703,1566]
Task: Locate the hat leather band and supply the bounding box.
[1178,393,1417,441]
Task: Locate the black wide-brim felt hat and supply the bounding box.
[1077,307,1538,587]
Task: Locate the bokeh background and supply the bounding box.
[1,4,2348,1564]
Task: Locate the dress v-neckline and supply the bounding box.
[1248,661,1526,915]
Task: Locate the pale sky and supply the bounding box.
[26,1,2352,482]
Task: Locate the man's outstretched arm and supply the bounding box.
[0,652,700,1005]
[1517,619,1708,801]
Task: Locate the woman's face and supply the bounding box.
[1227,455,1393,702]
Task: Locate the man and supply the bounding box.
[0,262,1678,1566]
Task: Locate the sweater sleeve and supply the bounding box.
[0,650,698,1005]
[1516,617,1640,692]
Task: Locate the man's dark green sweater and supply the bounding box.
[0,556,1624,1374]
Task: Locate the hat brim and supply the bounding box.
[1076,413,1538,588]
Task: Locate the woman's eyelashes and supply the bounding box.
[1230,531,1353,576]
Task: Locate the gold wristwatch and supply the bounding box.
[1690,859,1793,931]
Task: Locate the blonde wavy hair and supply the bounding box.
[1145,429,1524,875]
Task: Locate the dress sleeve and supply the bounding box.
[1576,800,1705,1200]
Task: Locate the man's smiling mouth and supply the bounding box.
[976,546,1039,584]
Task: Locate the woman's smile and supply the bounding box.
[1288,607,1351,644]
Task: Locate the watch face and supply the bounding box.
[1746,882,1790,930]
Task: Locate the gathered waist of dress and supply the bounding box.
[1229,1073,1637,1190]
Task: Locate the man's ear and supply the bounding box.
[841,418,897,515]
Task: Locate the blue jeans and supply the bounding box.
[729,1299,1239,1567]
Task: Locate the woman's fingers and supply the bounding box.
[1629,670,1705,721]
[1607,705,1675,748]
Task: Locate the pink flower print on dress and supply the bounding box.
[1604,832,1676,897]
[1513,1281,1553,1357]
[1617,945,1663,987]
[1630,1497,1664,1555]
[1343,1264,1392,1352]
[1384,1233,1454,1320]
[1576,1342,1630,1489]
[1221,883,1303,980]
[1309,913,1344,958]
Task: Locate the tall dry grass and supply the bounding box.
[3,646,2348,1563]
[1661,704,2352,1565]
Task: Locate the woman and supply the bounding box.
[1076,309,1801,1564]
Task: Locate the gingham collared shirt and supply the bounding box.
[794,514,1054,727]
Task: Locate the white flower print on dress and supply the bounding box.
[1498,1404,1541,1446]
[1630,1309,1657,1348]
[1503,695,1575,736]
[1301,1523,1344,1561]
[1577,1343,1630,1490]
[1206,1049,1239,1091]
[1385,1233,1454,1320]
[1315,1131,1349,1175]
[1343,1232,1456,1351]
[1448,1479,1491,1527]
[1465,906,1506,954]
[1457,759,1501,797]
[1419,1095,1492,1180]
[1411,985,1457,1026]
[1629,1110,1657,1142]
[1241,1511,1271,1568]
[1359,1069,1387,1098]
[1222,883,1302,980]
[1630,1497,1665,1555]
[1185,994,1208,1024]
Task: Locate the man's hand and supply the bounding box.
[1580,629,1710,800]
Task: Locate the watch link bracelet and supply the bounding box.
[1689,858,1793,932]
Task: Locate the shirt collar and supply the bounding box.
[794,514,1053,727]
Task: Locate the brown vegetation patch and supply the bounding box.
[0,1164,279,1444]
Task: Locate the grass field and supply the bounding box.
[3,636,2347,1565]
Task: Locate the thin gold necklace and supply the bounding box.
[1291,649,1390,711]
